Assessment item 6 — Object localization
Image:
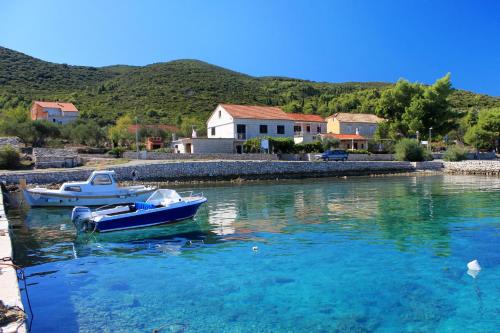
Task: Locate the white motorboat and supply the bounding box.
[23,170,156,207]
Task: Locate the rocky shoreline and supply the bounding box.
[0,160,498,186]
[443,160,500,175]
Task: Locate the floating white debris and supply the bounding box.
[467,259,481,279]
[59,224,67,231]
[467,269,480,279]
[252,246,259,252]
[467,259,481,271]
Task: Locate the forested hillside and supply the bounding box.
[1,45,499,130]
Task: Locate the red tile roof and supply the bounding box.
[220,104,325,122]
[326,112,384,123]
[285,113,325,122]
[34,101,78,112]
[221,104,291,120]
[128,124,180,133]
[322,133,366,140]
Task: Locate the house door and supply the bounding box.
[185,143,192,154]
[354,142,358,150]
[236,145,242,154]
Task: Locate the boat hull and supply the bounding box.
[94,199,206,232]
[24,189,155,207]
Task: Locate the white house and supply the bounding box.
[174,104,327,154]
[207,104,296,140]
[31,101,79,124]
[287,113,327,143]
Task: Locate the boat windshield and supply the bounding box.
[146,189,182,205]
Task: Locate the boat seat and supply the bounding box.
[134,202,156,210]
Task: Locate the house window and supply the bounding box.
[259,125,268,134]
[218,110,222,118]
[91,174,112,185]
[306,125,311,133]
[236,124,246,139]
[211,127,215,136]
[294,125,301,133]
[277,125,285,134]
[317,126,321,133]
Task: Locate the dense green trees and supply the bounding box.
[375,74,457,140]
[0,106,60,146]
[464,107,500,150]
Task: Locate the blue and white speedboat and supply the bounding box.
[71,189,207,233]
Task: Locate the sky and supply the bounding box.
[1,0,499,95]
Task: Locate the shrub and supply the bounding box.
[368,140,395,154]
[154,147,175,153]
[243,137,295,154]
[243,137,261,153]
[295,141,323,153]
[321,137,340,151]
[348,149,370,154]
[269,137,295,154]
[107,147,126,158]
[443,145,468,161]
[0,145,20,169]
[395,138,432,162]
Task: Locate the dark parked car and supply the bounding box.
[315,150,349,161]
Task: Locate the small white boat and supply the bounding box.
[23,170,156,207]
[71,189,207,232]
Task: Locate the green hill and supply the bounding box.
[1,46,499,127]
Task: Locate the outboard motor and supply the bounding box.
[71,206,93,232]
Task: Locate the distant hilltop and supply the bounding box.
[0,46,499,128]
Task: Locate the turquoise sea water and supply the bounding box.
[8,175,500,333]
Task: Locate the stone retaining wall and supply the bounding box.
[33,148,81,169]
[0,137,22,149]
[123,151,278,161]
[443,160,500,175]
[0,190,26,332]
[0,161,420,185]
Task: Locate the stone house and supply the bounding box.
[30,101,79,124]
[324,113,385,150]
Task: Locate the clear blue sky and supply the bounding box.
[1,0,499,95]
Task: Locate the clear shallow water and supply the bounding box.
[8,175,500,333]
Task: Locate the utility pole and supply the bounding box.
[135,116,139,159]
[428,127,432,151]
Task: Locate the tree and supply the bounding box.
[62,120,106,147]
[0,106,60,146]
[464,107,500,150]
[375,74,458,139]
[108,114,134,147]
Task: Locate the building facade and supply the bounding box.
[30,101,79,124]
[207,104,295,140]
[326,113,384,138]
[287,113,327,143]
[324,113,385,150]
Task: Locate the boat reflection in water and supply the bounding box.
[9,205,224,265]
